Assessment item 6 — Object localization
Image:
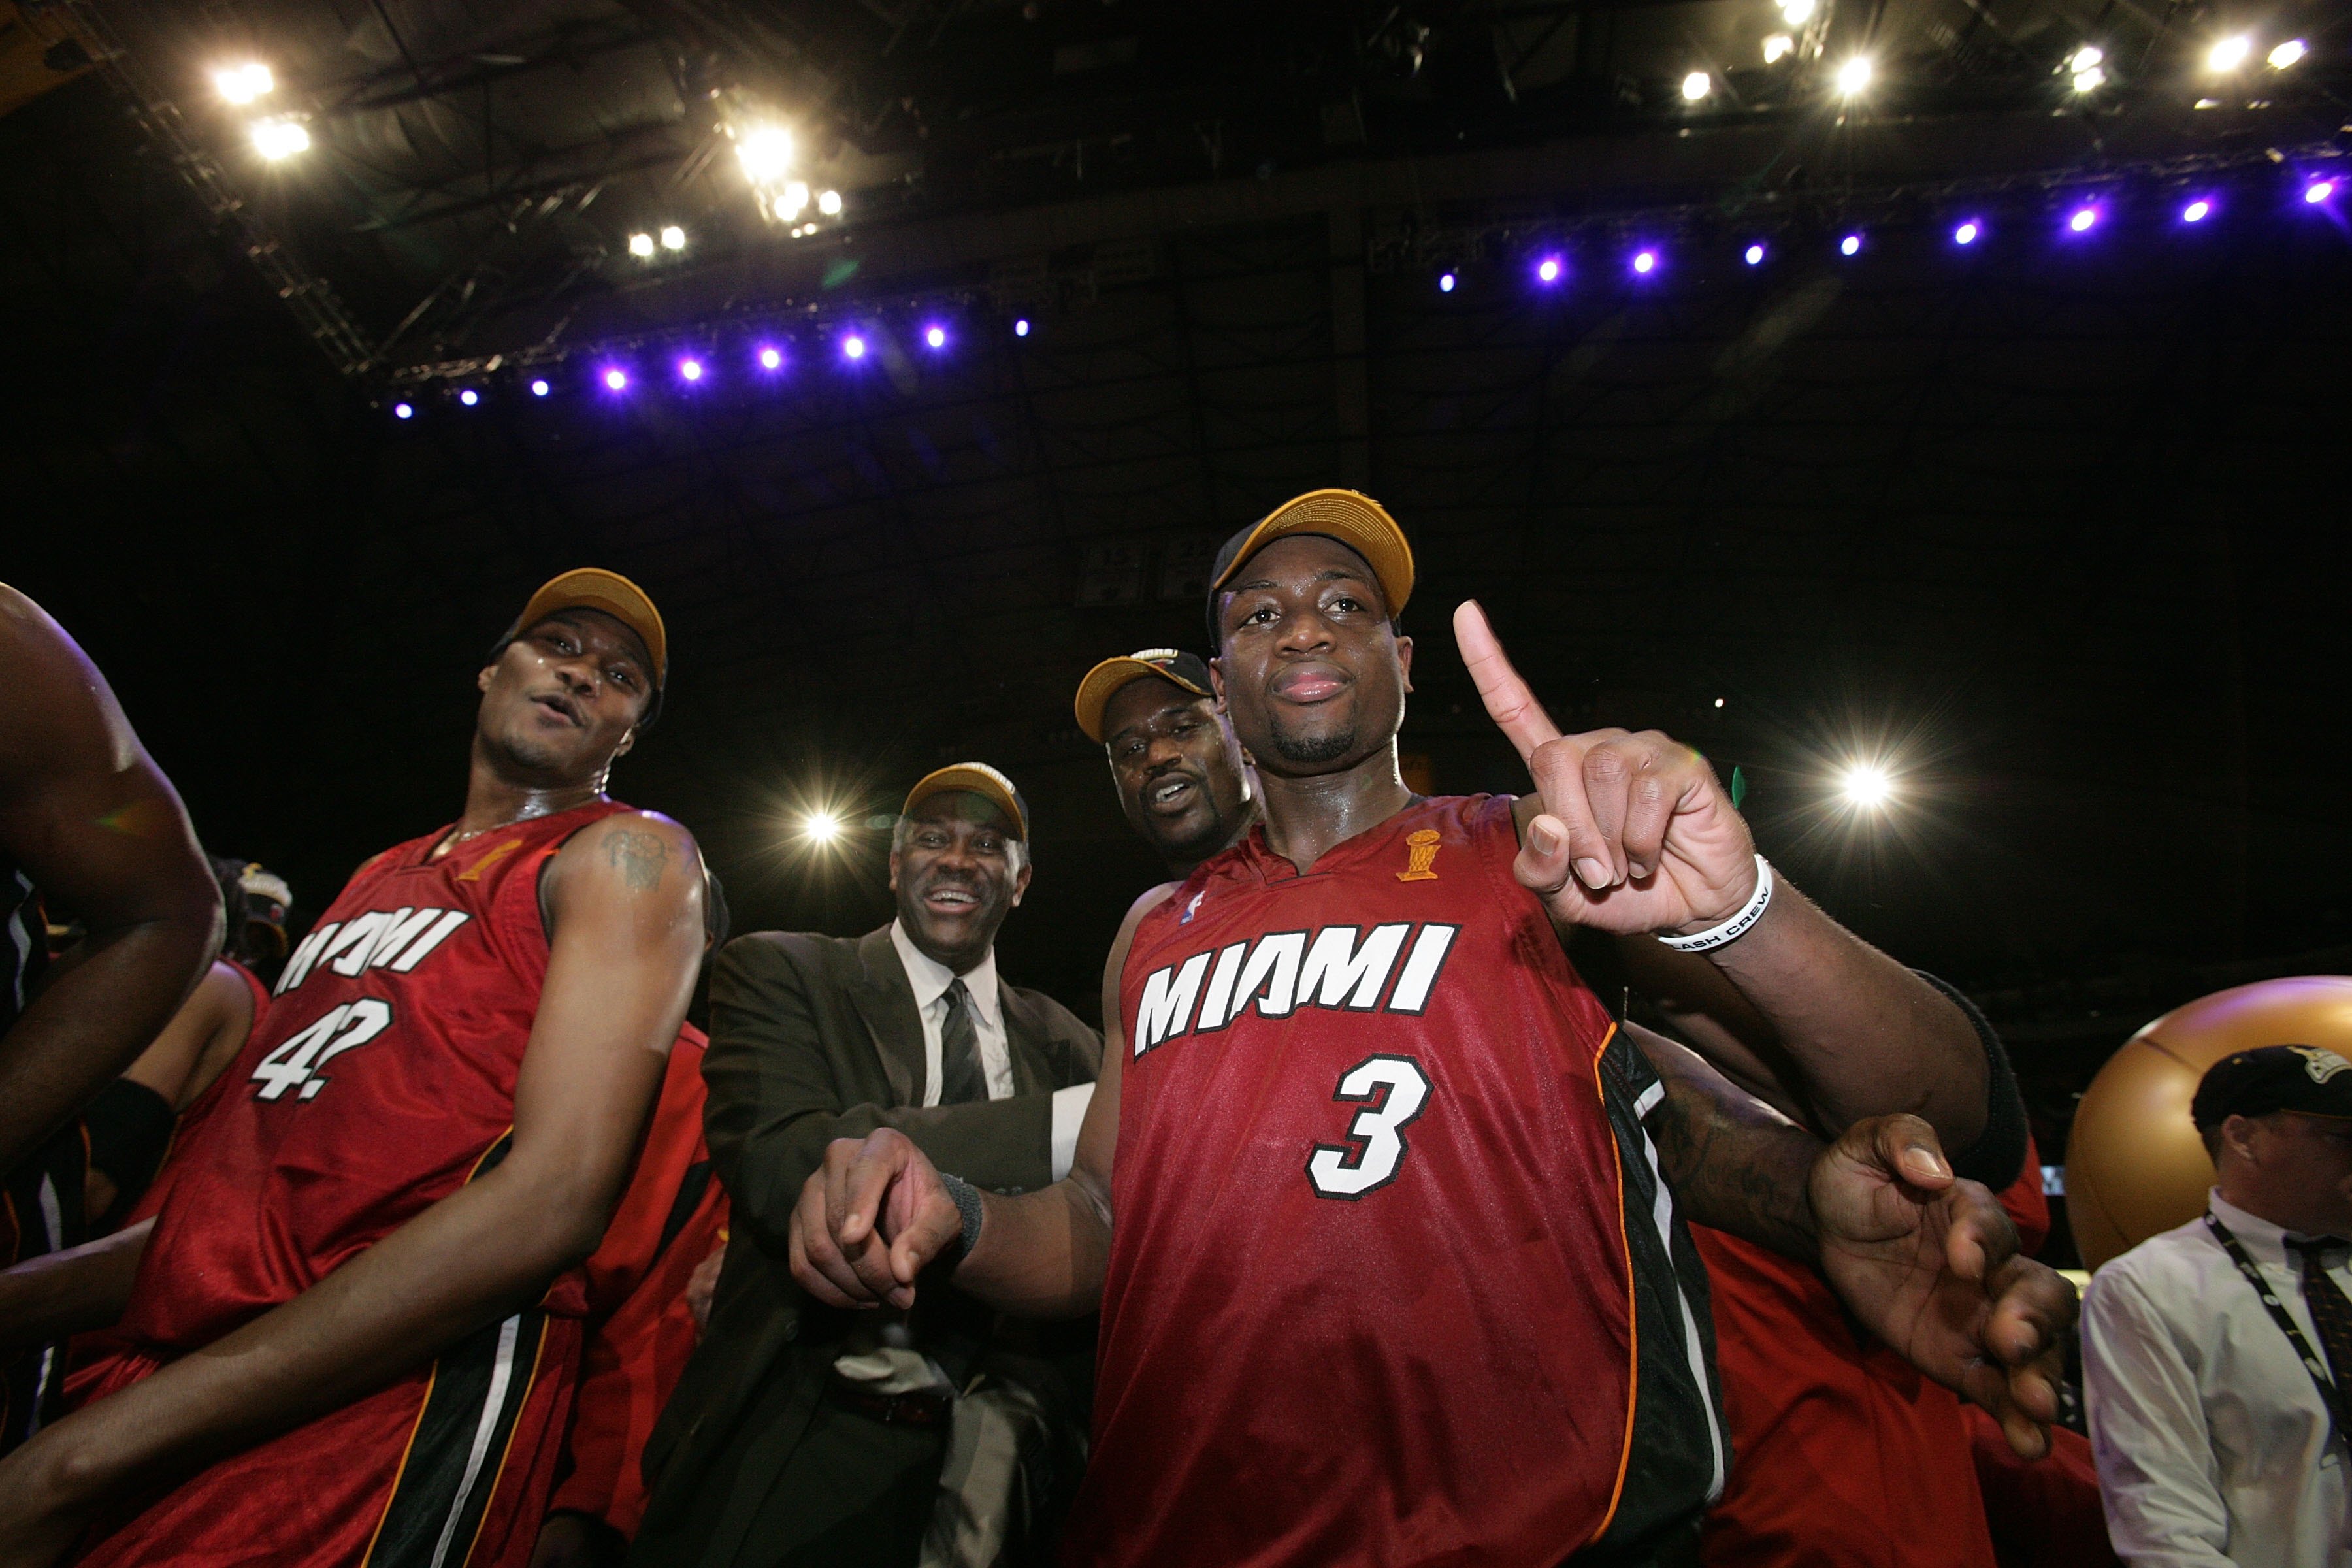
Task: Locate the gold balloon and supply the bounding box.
[2069,975,2352,1269]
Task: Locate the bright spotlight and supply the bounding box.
[2181,198,2212,223]
[628,232,655,258]
[919,324,943,349]
[1438,270,1458,293]
[1013,318,1032,336]
[2306,180,2336,205]
[1779,0,1818,25]
[213,62,274,105]
[251,118,310,161]
[1763,34,1795,64]
[1632,249,1658,275]
[1535,255,1562,284]
[1953,220,1980,245]
[659,225,686,251]
[842,334,867,360]
[1744,242,1766,265]
[678,357,704,382]
[1841,766,1893,808]
[1840,233,1863,256]
[2268,39,2306,69]
[458,388,480,406]
[802,811,843,845]
[2068,204,2100,233]
[758,345,783,371]
[817,189,843,216]
[777,180,810,220]
[735,126,793,182]
[602,367,629,391]
[1682,71,1712,101]
[2070,45,2103,73]
[2072,65,2106,91]
[1834,56,1872,95]
[393,401,414,420]
[2207,34,2252,72]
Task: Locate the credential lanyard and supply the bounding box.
[2204,1211,2351,1456]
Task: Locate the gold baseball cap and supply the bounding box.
[1073,648,1215,744]
[1206,489,1415,642]
[512,568,667,686]
[903,762,1029,840]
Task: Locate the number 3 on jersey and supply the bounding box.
[1307,1054,1430,1199]
[250,999,393,1102]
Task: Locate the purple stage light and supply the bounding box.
[678,357,704,382]
[2306,180,2336,205]
[393,402,414,420]
[459,388,480,406]
[2067,205,2100,233]
[1535,255,1562,284]
[1839,233,1863,256]
[530,378,550,397]
[1632,249,1658,275]
[842,334,867,361]
[602,367,628,391]
[1014,318,1031,336]
[924,324,947,349]
[1743,243,1765,265]
[757,345,783,371]
[2181,199,2212,223]
[1953,220,1980,246]
[1438,270,1457,293]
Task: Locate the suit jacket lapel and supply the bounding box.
[849,925,926,1106]
[998,985,1054,1096]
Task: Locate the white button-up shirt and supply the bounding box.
[2083,1189,2352,1567]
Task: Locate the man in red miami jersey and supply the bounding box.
[0,569,708,1568]
[793,491,2079,1565]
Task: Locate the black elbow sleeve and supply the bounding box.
[1912,970,2029,1192]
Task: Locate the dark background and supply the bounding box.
[4,2,2347,1236]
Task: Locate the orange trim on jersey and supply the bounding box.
[1586,1020,1642,1547]
[453,1319,552,1568]
[359,1363,442,1567]
[455,838,522,883]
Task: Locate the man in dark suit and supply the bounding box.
[630,764,1100,1568]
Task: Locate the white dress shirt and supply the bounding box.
[888,919,1091,1181]
[2082,1189,2351,1567]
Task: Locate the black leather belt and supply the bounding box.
[825,1377,951,1428]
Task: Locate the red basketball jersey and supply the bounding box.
[118,800,633,1352]
[1064,795,1725,1567]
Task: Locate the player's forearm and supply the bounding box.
[1632,1025,1820,1260]
[33,1160,612,1505]
[0,1220,152,1357]
[1692,876,1987,1147]
[951,1168,1113,1319]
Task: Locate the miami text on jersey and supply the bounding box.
[273,907,472,996]
[1131,922,1460,1057]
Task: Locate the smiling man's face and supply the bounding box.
[1210,533,1413,779]
[473,609,651,783]
[889,791,1030,973]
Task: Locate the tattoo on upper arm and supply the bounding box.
[604,828,668,893]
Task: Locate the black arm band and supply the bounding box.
[938,1171,985,1265]
[1912,969,2029,1192]
[81,1077,178,1223]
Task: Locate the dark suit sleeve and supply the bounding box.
[702,936,1062,1259]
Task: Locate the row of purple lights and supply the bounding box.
[389,176,2338,419]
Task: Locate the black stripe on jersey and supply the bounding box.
[1584,1026,1729,1562]
[655,1160,714,1260]
[363,1310,548,1568]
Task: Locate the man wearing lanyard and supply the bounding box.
[2083,1043,2352,1566]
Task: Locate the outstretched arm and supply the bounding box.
[0,811,704,1561]
[1630,1023,2074,1459]
[1456,600,1988,1146]
[0,586,220,1175]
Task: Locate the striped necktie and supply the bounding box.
[2287,1237,2352,1391]
[938,977,987,1105]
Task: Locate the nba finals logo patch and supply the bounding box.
[1397,828,1441,883]
[2295,1047,2352,1084]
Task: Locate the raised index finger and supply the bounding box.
[1454,601,1561,764]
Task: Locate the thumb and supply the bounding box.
[1866,1113,1953,1192]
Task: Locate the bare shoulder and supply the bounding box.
[0,583,130,786]
[551,809,702,906]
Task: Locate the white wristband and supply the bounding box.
[1656,855,1772,953]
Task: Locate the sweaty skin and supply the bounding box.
[1099,679,1256,881]
[0,585,220,1177]
[789,529,2076,1460]
[0,608,706,1565]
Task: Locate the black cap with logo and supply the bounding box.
[2191,1044,2352,1130]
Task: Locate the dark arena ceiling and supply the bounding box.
[2,0,2347,1165]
